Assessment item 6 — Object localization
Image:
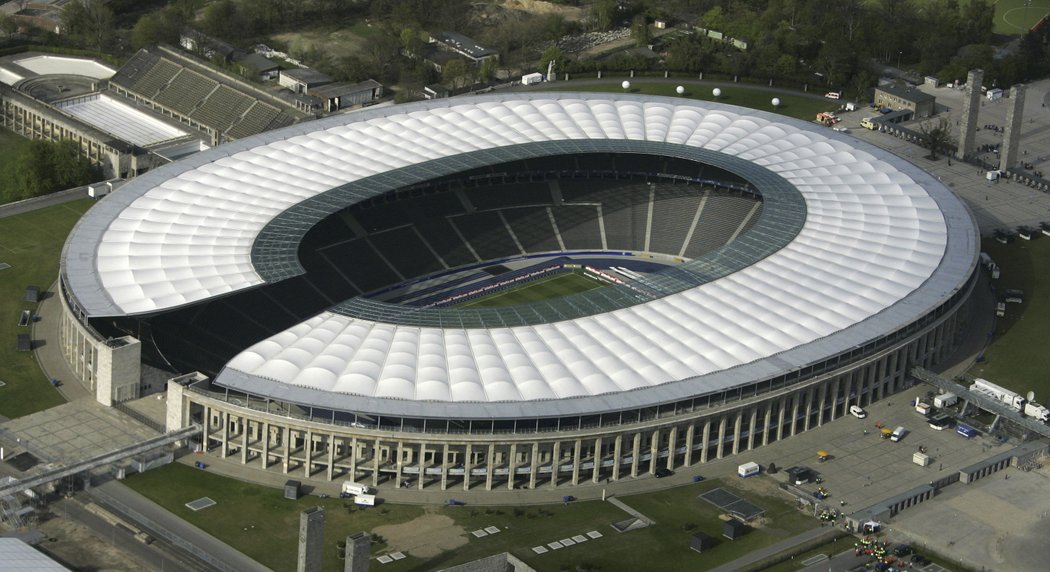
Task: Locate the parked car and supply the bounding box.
[849,405,868,419]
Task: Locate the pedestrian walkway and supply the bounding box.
[31,280,91,403]
[606,496,654,525]
[707,526,844,572]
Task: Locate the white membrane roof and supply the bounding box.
[56,94,189,147]
[63,94,977,416]
[14,55,115,79]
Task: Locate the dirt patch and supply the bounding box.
[373,511,467,558]
[500,0,587,20]
[34,512,146,571]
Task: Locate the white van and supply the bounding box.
[849,405,867,419]
[738,461,760,478]
[890,426,907,442]
[824,91,841,99]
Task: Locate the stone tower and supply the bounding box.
[956,69,984,160]
[999,84,1026,172]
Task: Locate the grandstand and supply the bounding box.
[108,47,301,145]
[58,94,978,493]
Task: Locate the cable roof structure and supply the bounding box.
[62,93,977,419]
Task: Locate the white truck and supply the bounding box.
[521,72,544,85]
[933,393,957,409]
[971,378,1024,411]
[1024,402,1050,422]
[340,480,371,497]
[890,426,907,442]
[737,461,760,478]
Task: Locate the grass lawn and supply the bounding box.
[127,465,820,572]
[541,81,833,122]
[968,237,1050,399]
[458,271,604,308]
[0,128,30,203]
[0,199,92,418]
[992,0,1050,35]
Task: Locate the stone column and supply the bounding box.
[326,434,336,481]
[241,417,250,464]
[666,427,677,470]
[349,437,358,480]
[790,393,801,436]
[201,405,211,453]
[612,435,623,481]
[395,441,404,488]
[304,430,313,477]
[592,437,603,483]
[485,444,495,490]
[762,406,773,446]
[571,439,582,485]
[746,409,757,451]
[684,425,695,466]
[714,417,726,459]
[282,426,291,474]
[220,411,229,458]
[261,422,270,469]
[463,443,473,491]
[529,442,540,489]
[372,439,381,487]
[507,443,518,490]
[776,396,787,442]
[441,443,450,490]
[956,69,984,160]
[630,433,641,477]
[418,442,428,490]
[731,412,743,455]
[999,83,1027,172]
[648,430,660,474]
[700,420,711,463]
[550,441,561,488]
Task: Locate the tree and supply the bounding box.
[919,116,953,160]
[2,140,96,203]
[538,46,562,76]
[442,58,468,89]
[631,14,649,47]
[61,0,115,52]
[400,28,423,58]
[0,13,17,36]
[131,9,185,50]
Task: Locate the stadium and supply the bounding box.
[58,93,979,491]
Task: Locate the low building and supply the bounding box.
[279,68,332,94]
[309,80,382,112]
[423,84,449,100]
[874,85,935,118]
[429,31,498,65]
[236,53,280,81]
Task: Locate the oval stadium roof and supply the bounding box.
[62,93,978,418]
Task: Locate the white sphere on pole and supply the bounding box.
[771,97,781,107]
[712,88,721,98]
[676,85,685,95]
[621,80,631,90]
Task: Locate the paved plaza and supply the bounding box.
[0,400,158,464]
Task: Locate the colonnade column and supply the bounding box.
[303,430,313,477]
[220,411,229,458]
[630,433,641,477]
[731,411,743,455]
[349,437,358,480]
[666,427,678,470]
[529,443,539,489]
[550,441,561,488]
[326,434,336,480]
[648,431,660,474]
[829,378,841,420]
[571,440,582,485]
[683,425,695,466]
[746,408,757,451]
[700,420,711,463]
[240,417,250,463]
[395,441,405,488]
[612,435,622,481]
[485,444,495,490]
[372,439,381,487]
[201,405,211,453]
[418,443,428,490]
[260,422,270,469]
[281,426,291,473]
[790,393,800,436]
[464,444,473,491]
[591,437,603,483]
[441,443,450,490]
[761,406,773,447]
[507,443,517,490]
[715,417,727,459]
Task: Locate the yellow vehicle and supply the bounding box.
[860,117,877,130]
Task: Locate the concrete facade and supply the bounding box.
[999,84,1027,172]
[165,281,972,493]
[956,69,984,160]
[298,506,324,572]
[344,531,370,572]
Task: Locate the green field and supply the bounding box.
[0,128,30,204]
[0,199,92,418]
[968,237,1050,399]
[458,271,605,308]
[993,0,1050,35]
[542,81,832,122]
[125,464,818,572]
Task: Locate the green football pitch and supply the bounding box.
[458,271,605,308]
[993,0,1050,34]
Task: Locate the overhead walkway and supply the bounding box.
[912,367,1050,439]
[0,425,200,497]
